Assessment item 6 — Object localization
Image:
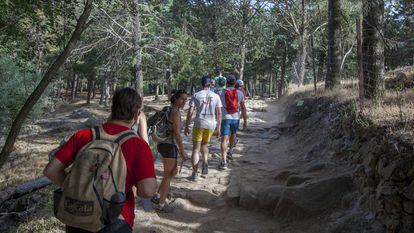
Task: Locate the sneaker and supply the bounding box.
[188,171,199,181]
[138,198,153,212]
[153,203,174,213]
[218,161,228,170]
[201,161,209,175]
[151,195,160,205]
[227,151,233,161]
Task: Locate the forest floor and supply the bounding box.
[3,75,413,232]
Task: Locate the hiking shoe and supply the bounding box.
[138,198,154,212]
[151,195,160,205]
[153,203,174,213]
[188,171,199,181]
[201,161,209,175]
[218,162,228,170]
[227,151,233,161]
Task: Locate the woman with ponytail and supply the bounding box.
[151,89,189,212]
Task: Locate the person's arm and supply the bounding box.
[136,177,157,198]
[43,158,66,187]
[214,107,222,137]
[240,101,247,129]
[171,110,188,160]
[138,111,149,144]
[184,106,194,136]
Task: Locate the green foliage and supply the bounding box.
[0,56,52,129]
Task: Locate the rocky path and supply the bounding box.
[134,99,292,233]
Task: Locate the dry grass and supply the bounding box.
[286,67,414,143]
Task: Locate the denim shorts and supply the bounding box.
[220,119,240,136]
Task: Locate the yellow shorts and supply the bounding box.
[192,128,214,143]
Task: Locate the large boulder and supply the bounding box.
[239,184,258,209]
[186,190,217,207]
[273,173,354,222]
[70,108,93,119]
[257,185,285,213]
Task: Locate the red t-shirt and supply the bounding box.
[55,122,156,228]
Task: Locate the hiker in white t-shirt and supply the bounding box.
[184,76,222,181]
[219,75,247,170]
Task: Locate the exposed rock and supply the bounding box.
[304,162,329,173]
[403,201,414,214]
[239,185,258,209]
[286,98,316,122]
[257,185,284,212]
[274,170,299,181]
[186,190,217,207]
[285,175,313,186]
[273,173,354,222]
[84,117,106,128]
[403,181,414,200]
[70,108,93,119]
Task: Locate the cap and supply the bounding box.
[226,75,236,85]
[201,75,212,86]
[217,76,226,88]
[236,79,244,87]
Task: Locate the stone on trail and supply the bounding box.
[285,175,313,186]
[273,173,354,222]
[304,162,331,173]
[403,181,414,200]
[274,169,300,181]
[239,185,258,209]
[84,116,106,128]
[257,185,285,213]
[70,108,93,119]
[186,190,218,207]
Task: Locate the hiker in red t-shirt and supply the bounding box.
[43,87,157,233]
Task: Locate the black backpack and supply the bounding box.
[147,106,172,142]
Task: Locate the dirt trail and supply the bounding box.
[134,99,295,233]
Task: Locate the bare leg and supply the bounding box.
[191,141,202,173]
[158,158,178,205]
[220,135,229,163]
[201,141,209,164]
[229,134,236,151]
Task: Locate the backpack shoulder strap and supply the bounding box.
[114,130,138,146]
[92,126,100,140]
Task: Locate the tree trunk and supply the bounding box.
[0,0,94,168]
[76,75,81,97]
[356,16,364,101]
[294,0,307,87]
[325,0,342,89]
[86,71,95,105]
[362,0,384,100]
[132,0,144,97]
[239,0,249,81]
[311,36,318,94]
[166,69,172,99]
[155,83,160,101]
[71,73,77,100]
[279,44,287,97]
[268,74,272,98]
[317,50,326,82]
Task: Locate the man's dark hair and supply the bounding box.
[110,87,142,121]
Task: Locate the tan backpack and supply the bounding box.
[53,126,137,232]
